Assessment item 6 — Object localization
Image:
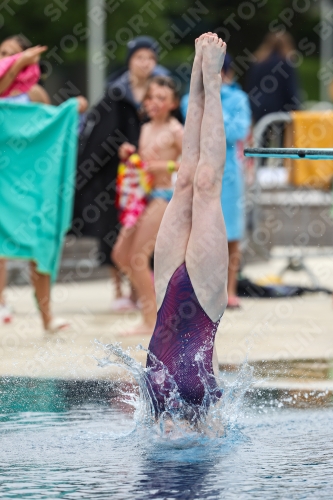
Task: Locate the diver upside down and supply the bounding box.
[146,33,229,416]
[146,263,222,415]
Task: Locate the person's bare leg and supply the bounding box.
[121,198,168,335]
[30,263,52,330]
[112,226,137,276]
[154,34,211,308]
[112,226,146,304]
[227,240,241,300]
[186,35,228,322]
[0,259,6,305]
[110,266,123,299]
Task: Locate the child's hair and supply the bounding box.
[142,75,180,120]
[2,34,31,51]
[145,75,179,102]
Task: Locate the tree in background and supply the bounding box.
[0,0,320,100]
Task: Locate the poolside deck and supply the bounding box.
[1,251,332,384]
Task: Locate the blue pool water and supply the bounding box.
[0,375,332,499]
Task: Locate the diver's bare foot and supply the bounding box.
[192,33,218,96]
[194,32,218,71]
[119,322,154,337]
[192,34,206,95]
[195,33,216,63]
[202,34,226,80]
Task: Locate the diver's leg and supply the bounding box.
[186,35,228,322]
[154,34,215,309]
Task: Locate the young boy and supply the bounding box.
[112,76,183,336]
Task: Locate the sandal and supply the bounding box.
[110,297,138,312]
[45,317,70,334]
[0,303,13,324]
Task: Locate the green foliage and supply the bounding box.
[299,57,320,101]
[0,0,321,98]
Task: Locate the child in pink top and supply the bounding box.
[0,35,87,332]
[0,52,40,97]
[0,35,47,99]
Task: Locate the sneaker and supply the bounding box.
[0,303,12,324]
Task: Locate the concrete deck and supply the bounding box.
[1,251,333,382]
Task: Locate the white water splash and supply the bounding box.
[94,340,254,441]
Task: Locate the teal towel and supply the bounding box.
[0,98,78,281]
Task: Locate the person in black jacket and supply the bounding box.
[72,36,169,310]
[245,31,301,124]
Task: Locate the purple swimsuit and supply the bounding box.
[146,263,222,415]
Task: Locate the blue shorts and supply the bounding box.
[149,188,173,203]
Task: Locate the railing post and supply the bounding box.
[87,0,106,106]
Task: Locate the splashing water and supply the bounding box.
[94,340,254,442]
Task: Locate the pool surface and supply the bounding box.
[0,377,332,499]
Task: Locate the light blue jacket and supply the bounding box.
[180,82,251,241]
[180,82,251,178]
